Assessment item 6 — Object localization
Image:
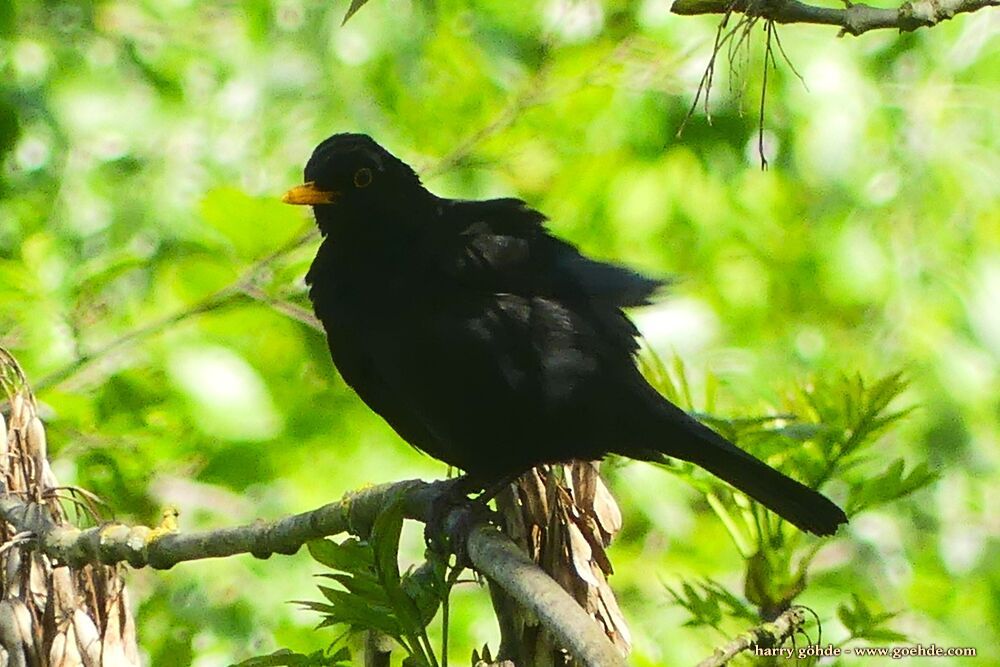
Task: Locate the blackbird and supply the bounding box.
[283,133,848,536]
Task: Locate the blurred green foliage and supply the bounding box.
[1,0,998,664]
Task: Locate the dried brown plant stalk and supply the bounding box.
[0,348,139,667]
[490,462,630,665]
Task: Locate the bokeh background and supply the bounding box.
[1,0,998,664]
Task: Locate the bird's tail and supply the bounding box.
[648,404,848,536]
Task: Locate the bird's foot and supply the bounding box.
[424,476,496,566]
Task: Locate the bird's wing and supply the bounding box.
[437,198,668,308]
[356,287,644,475]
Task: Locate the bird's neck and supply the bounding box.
[315,188,437,240]
[314,195,443,281]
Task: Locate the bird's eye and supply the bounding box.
[353,167,373,188]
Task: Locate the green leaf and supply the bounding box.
[672,355,694,410]
[666,580,724,629]
[401,560,444,626]
[370,495,429,635]
[342,0,370,24]
[303,502,440,664]
[837,593,907,643]
[312,587,403,637]
[308,538,376,573]
[846,459,938,514]
[774,423,827,441]
[317,572,389,603]
[371,498,405,590]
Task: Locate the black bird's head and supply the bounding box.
[282,133,428,236]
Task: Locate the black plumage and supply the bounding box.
[283,133,848,536]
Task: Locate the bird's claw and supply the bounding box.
[424,481,496,567]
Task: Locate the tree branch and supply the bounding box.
[0,478,626,667]
[696,607,807,667]
[671,0,999,36]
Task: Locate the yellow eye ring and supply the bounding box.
[354,167,373,188]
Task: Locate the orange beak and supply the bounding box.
[281,182,340,205]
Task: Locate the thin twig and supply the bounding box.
[239,285,324,332]
[696,606,809,667]
[758,21,775,169]
[421,66,552,179]
[678,8,732,135]
[34,288,241,391]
